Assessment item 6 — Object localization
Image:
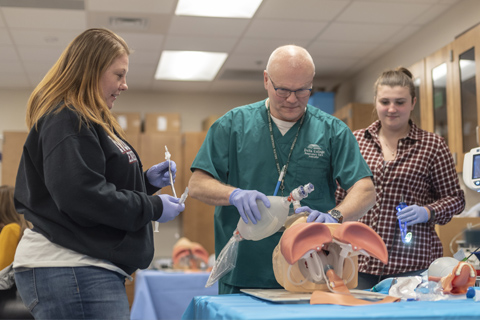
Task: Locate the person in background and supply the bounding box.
[13,28,185,319]
[336,67,465,289]
[0,185,30,270]
[188,44,376,295]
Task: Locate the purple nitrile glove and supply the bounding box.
[229,188,270,224]
[295,206,338,223]
[157,194,185,223]
[396,205,429,226]
[146,161,176,188]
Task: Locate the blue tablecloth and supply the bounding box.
[182,293,480,320]
[130,270,218,320]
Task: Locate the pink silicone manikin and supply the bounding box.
[332,221,388,265]
[280,222,333,265]
[440,261,476,295]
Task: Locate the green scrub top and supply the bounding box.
[191,99,372,289]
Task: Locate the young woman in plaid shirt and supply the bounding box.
[336,67,465,289]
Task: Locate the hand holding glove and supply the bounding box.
[146,161,176,188]
[229,189,270,224]
[157,194,185,223]
[396,205,429,226]
[295,206,338,223]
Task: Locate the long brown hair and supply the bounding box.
[0,185,30,237]
[26,28,130,140]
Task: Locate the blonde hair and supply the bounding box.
[373,67,416,103]
[0,185,30,237]
[26,28,130,140]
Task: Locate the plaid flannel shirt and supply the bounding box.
[336,120,465,275]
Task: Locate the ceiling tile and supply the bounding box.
[0,73,30,87]
[307,41,375,58]
[23,61,55,75]
[10,29,79,47]
[164,35,236,52]
[223,54,268,70]
[244,19,328,40]
[0,28,12,45]
[87,11,171,34]
[119,32,165,52]
[256,0,350,21]
[0,45,18,61]
[17,45,63,63]
[336,1,431,25]
[169,16,250,37]
[129,50,161,66]
[318,22,403,43]
[234,38,309,55]
[2,7,86,30]
[85,0,176,15]
[386,25,421,44]
[0,60,22,72]
[410,4,450,25]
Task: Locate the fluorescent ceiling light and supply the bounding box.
[155,51,228,81]
[175,0,263,18]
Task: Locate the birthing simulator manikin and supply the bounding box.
[273,216,401,305]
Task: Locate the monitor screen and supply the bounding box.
[473,154,480,179]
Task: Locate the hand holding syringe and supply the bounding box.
[154,146,188,232]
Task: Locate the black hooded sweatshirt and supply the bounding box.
[14,105,163,275]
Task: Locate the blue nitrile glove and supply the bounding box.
[229,189,270,224]
[396,205,429,226]
[295,206,338,223]
[157,194,185,223]
[146,161,176,188]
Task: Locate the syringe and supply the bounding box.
[155,146,178,233]
[165,146,177,197]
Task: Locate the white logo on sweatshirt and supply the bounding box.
[109,137,138,164]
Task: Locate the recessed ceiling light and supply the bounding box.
[155,51,228,81]
[175,0,263,18]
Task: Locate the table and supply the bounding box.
[182,293,480,320]
[130,269,218,320]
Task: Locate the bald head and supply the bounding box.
[266,45,315,78]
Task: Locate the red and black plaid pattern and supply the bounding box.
[336,120,465,275]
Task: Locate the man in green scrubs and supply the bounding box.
[188,45,375,294]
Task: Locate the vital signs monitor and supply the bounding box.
[463,147,480,192]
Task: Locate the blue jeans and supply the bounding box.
[14,266,130,320]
